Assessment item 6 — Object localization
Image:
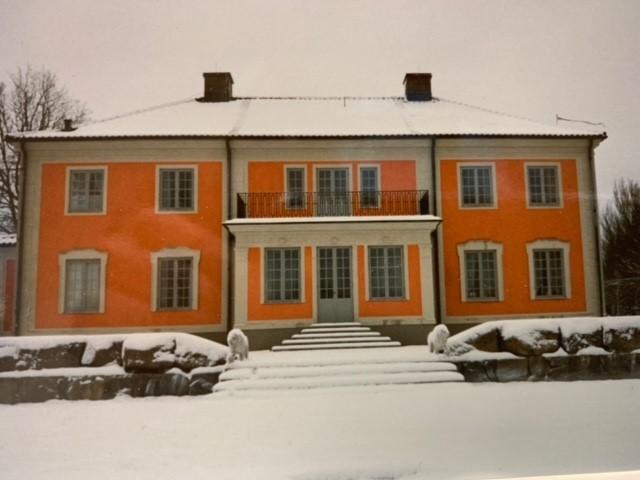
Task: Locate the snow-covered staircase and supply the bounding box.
[271,322,401,352]
[213,347,464,392]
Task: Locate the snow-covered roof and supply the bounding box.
[0,234,16,247]
[8,97,605,140]
[225,215,442,226]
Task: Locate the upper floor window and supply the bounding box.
[265,248,301,302]
[527,165,561,207]
[360,166,380,208]
[286,167,305,209]
[459,165,495,208]
[158,167,196,212]
[526,240,571,300]
[67,168,106,214]
[368,246,405,300]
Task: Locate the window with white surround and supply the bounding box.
[459,165,495,207]
[526,240,571,300]
[527,165,561,207]
[265,248,301,302]
[368,246,405,299]
[286,167,305,209]
[457,240,504,302]
[150,248,200,311]
[59,250,108,314]
[158,167,196,212]
[67,168,106,214]
[360,166,380,208]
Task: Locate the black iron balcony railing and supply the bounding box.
[236,190,429,218]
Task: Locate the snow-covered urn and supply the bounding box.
[227,328,249,363]
[427,324,449,354]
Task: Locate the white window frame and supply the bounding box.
[457,162,498,209]
[457,240,504,302]
[150,247,200,311]
[155,165,198,214]
[359,164,381,208]
[284,165,307,210]
[366,245,407,301]
[58,249,108,314]
[65,166,108,215]
[526,239,571,300]
[261,247,304,304]
[525,162,563,209]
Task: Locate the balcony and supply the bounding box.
[236,190,429,218]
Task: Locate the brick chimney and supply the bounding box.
[201,72,234,102]
[403,73,432,101]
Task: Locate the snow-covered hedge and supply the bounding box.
[447,316,640,357]
[0,332,228,373]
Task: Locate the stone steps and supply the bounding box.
[272,322,401,352]
[214,356,464,392]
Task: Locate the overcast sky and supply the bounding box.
[1,0,638,202]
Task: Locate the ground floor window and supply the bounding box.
[368,246,404,299]
[150,248,200,311]
[464,250,498,300]
[533,249,566,298]
[265,248,301,302]
[59,249,108,314]
[457,240,504,302]
[526,240,570,300]
[157,257,193,310]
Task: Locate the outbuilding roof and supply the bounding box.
[8,96,605,140]
[0,234,17,247]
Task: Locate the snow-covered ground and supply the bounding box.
[1,380,639,479]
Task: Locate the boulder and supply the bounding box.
[82,340,123,367]
[561,327,604,354]
[501,327,560,356]
[18,342,86,370]
[123,338,176,373]
[464,327,501,353]
[0,346,18,372]
[495,358,528,382]
[527,356,550,381]
[603,325,640,353]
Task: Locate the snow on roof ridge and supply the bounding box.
[235,96,405,100]
[83,95,199,128]
[437,97,604,135]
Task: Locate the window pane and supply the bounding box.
[533,249,565,298]
[157,257,193,309]
[286,169,305,208]
[461,166,493,206]
[65,259,101,313]
[159,169,194,211]
[360,168,378,207]
[265,248,300,302]
[69,170,104,213]
[529,166,559,206]
[369,246,404,299]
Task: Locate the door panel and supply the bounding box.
[317,247,354,323]
[317,168,350,216]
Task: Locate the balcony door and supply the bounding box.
[317,168,350,216]
[317,247,354,323]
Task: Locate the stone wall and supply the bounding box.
[0,333,228,404]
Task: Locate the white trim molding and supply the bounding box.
[456,240,504,302]
[64,165,108,216]
[456,162,498,210]
[526,239,571,300]
[155,164,199,214]
[524,161,564,209]
[58,249,108,314]
[150,247,201,311]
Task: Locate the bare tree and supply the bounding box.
[0,66,88,233]
[602,178,640,315]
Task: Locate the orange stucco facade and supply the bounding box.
[441,159,587,317]
[35,162,224,329]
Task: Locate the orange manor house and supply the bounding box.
[7,73,606,349]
